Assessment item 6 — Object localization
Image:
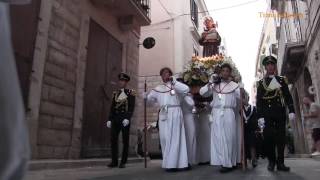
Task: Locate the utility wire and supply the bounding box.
[150,0,259,26]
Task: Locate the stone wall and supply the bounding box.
[37,0,82,159]
[27,0,144,159]
[135,76,163,129]
[289,1,320,153]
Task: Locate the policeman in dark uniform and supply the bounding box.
[106,73,136,168]
[256,56,296,172]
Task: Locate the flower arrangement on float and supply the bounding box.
[181,55,242,112]
[182,54,241,87]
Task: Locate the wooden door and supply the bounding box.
[81,20,123,158]
[10,0,41,107]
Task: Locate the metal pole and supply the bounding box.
[144,79,147,168]
[239,87,246,170]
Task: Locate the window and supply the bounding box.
[291,0,302,41]
[284,20,292,42]
[193,46,199,56]
[190,0,199,28]
[271,43,278,55]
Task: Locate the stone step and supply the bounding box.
[29,157,148,171]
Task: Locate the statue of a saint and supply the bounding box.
[199,16,221,57]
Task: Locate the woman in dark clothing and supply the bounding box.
[242,92,259,167]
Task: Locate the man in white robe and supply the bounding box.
[200,63,241,173]
[180,92,197,166]
[0,1,31,179]
[145,67,189,170]
[195,102,211,165]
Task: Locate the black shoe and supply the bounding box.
[119,163,126,168]
[277,164,290,172]
[198,161,210,165]
[252,159,257,168]
[267,162,275,171]
[219,167,233,173]
[107,162,118,168]
[165,168,178,172]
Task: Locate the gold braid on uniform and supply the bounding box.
[261,78,285,106]
[114,91,129,111]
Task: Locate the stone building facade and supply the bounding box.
[10,0,150,159]
[255,0,320,154]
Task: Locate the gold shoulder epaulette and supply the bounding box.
[283,76,288,84]
[129,89,136,96]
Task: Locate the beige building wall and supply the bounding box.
[137,0,209,128]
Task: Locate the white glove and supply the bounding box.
[106,121,111,128]
[122,119,130,127]
[289,113,295,121]
[141,92,148,99]
[258,118,265,128]
[170,76,177,83]
[208,115,213,123]
[209,74,219,84]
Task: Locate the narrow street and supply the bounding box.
[26,159,320,180]
[1,0,320,180]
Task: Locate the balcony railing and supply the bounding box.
[91,0,151,26]
[132,0,150,18]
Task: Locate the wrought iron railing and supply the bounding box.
[132,0,150,18]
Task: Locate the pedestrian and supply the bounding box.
[199,63,242,173]
[302,96,320,156]
[136,129,144,158]
[256,56,295,172]
[242,91,259,168]
[0,1,31,179]
[144,67,189,171]
[195,101,211,165]
[106,73,136,168]
[177,78,197,167]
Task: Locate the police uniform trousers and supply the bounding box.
[263,109,286,164]
[111,115,130,164]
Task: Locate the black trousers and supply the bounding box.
[263,113,286,164]
[111,121,130,164]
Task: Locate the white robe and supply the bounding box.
[181,94,197,165]
[147,81,189,169]
[0,2,30,180]
[200,81,241,168]
[195,103,211,164]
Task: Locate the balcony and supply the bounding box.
[280,42,305,83]
[91,0,151,26]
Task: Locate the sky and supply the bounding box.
[204,0,268,94]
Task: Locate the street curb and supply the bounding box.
[28,157,147,171]
[286,154,312,158]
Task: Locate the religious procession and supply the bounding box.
[105,16,295,174]
[2,0,320,180]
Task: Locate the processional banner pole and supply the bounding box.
[144,79,148,168]
[239,85,247,170]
